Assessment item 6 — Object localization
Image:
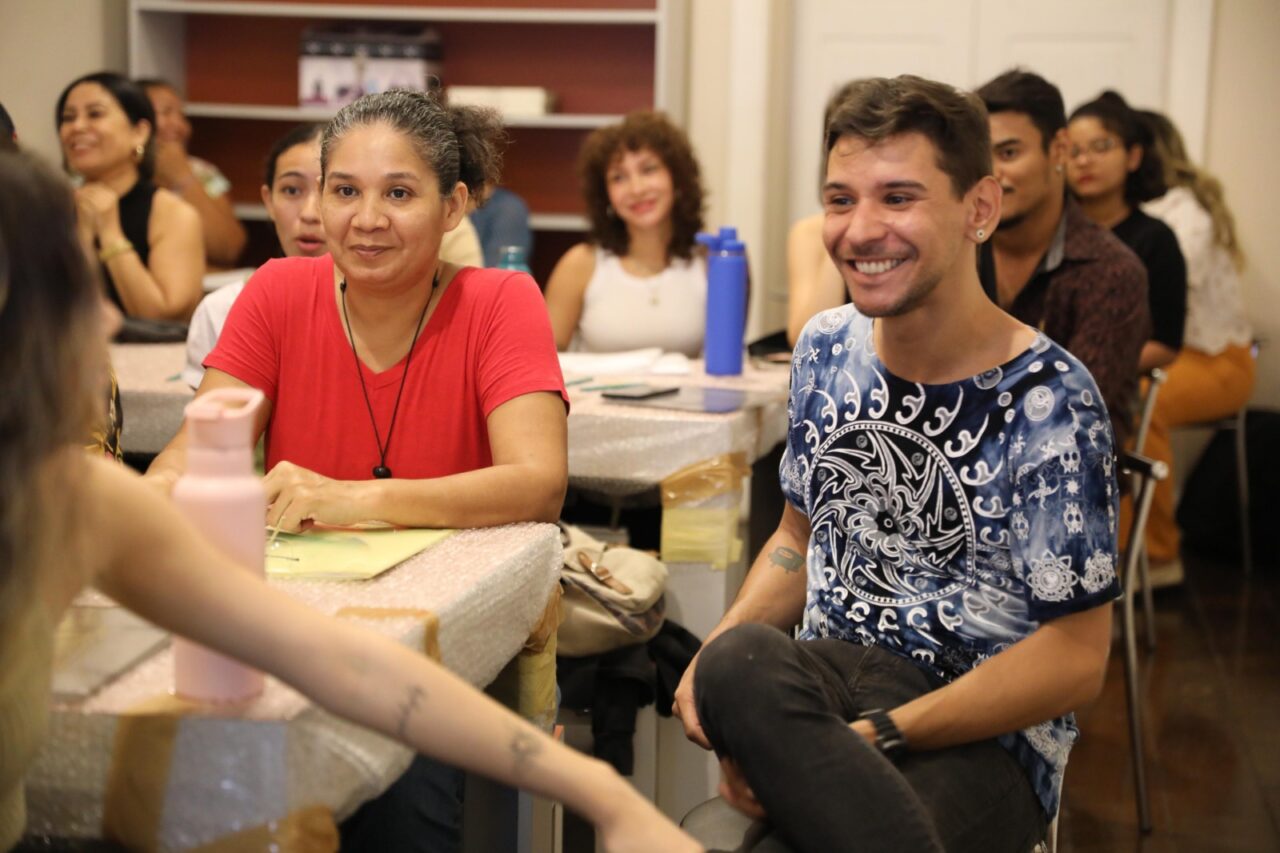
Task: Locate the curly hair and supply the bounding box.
[578,111,705,260]
[1069,90,1166,205]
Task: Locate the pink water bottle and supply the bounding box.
[171,387,267,702]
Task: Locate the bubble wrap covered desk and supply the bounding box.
[24,524,560,850]
[108,344,792,489]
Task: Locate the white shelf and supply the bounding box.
[187,102,621,129]
[233,203,587,232]
[529,213,588,231]
[135,1,659,25]
[232,203,272,221]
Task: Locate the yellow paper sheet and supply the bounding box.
[265,527,454,580]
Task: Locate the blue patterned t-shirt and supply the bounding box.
[780,306,1121,817]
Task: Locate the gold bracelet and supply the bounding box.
[98,239,135,263]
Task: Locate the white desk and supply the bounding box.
[24,524,560,850]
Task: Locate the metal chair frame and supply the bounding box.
[1117,450,1168,834]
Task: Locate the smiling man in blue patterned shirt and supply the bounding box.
[673,76,1120,853]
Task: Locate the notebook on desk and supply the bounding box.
[601,385,785,414]
[265,526,454,581]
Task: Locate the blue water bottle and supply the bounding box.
[697,226,747,376]
[497,245,532,276]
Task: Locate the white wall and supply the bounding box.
[0,0,128,168]
[1205,0,1280,408]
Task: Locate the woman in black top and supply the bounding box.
[57,72,204,323]
[1067,90,1186,372]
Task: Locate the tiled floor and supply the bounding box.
[1059,552,1280,851]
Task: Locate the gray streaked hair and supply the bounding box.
[321,89,505,200]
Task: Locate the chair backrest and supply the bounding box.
[1131,369,1166,456]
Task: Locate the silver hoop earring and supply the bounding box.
[976,228,986,241]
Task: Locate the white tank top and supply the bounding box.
[576,249,707,356]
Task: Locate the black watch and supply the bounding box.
[859,708,908,763]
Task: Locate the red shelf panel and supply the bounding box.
[185,16,654,114]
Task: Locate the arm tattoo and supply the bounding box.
[395,685,426,740]
[509,727,543,778]
[769,546,805,574]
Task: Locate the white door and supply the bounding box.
[784,0,1212,267]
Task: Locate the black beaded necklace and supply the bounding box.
[339,269,439,479]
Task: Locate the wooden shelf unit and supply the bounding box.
[128,0,688,279]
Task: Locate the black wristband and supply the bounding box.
[859,708,908,762]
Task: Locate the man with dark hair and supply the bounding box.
[675,75,1118,852]
[976,69,1149,448]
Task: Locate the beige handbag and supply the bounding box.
[557,523,668,657]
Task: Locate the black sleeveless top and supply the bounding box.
[100,179,156,311]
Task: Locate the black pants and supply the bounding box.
[339,755,464,852]
[695,624,1046,853]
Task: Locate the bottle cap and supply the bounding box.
[184,388,265,451]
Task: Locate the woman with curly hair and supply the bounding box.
[545,111,707,355]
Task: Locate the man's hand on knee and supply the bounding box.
[719,758,766,820]
[673,654,712,750]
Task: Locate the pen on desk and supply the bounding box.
[581,382,645,392]
[565,375,594,387]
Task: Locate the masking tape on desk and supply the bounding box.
[660,452,751,508]
[102,696,191,849]
[336,607,441,661]
[660,453,749,568]
[190,805,338,853]
[660,507,743,569]
[487,590,561,731]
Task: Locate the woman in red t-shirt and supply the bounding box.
[149,91,568,533]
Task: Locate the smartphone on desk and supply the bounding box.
[600,383,680,400]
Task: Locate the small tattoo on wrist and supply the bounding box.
[396,685,426,739]
[510,728,543,777]
[769,546,804,573]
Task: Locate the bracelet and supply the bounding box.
[98,239,135,263]
[859,708,909,762]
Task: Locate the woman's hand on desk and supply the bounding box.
[264,460,372,532]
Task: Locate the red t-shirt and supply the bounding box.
[205,255,567,481]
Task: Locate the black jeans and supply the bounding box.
[695,624,1046,853]
[338,755,464,852]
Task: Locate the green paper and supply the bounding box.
[265,526,454,580]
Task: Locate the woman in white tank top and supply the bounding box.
[545,111,708,356]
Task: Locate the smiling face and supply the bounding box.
[821,132,978,318]
[262,138,325,258]
[321,122,465,288]
[604,147,675,233]
[1066,116,1139,202]
[144,84,191,146]
[58,82,149,180]
[989,110,1064,230]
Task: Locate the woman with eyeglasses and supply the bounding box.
[1067,91,1187,374]
[56,72,205,324]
